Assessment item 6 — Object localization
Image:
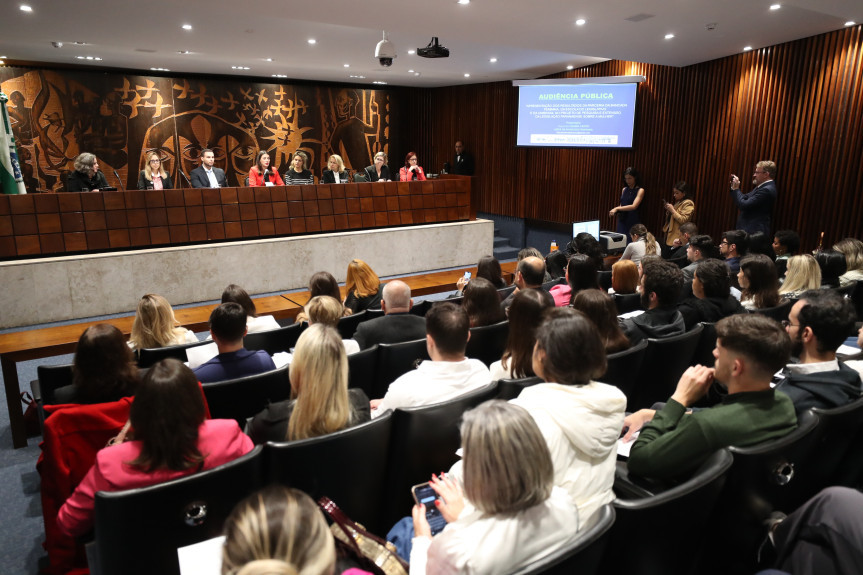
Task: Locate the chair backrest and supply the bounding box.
[601,339,648,400]
[201,367,291,428]
[409,299,432,317]
[850,280,863,320]
[752,299,794,322]
[365,308,386,320]
[542,277,565,291]
[383,382,499,527]
[498,284,517,300]
[627,324,704,411]
[137,339,210,368]
[353,172,367,182]
[496,376,543,400]
[508,504,615,575]
[810,396,863,489]
[347,344,379,398]
[605,449,734,575]
[373,338,430,399]
[336,309,368,339]
[613,292,643,315]
[36,363,74,405]
[243,322,306,355]
[598,270,613,291]
[263,413,393,534]
[465,320,509,366]
[92,446,264,575]
[691,321,717,367]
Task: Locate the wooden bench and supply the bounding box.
[0,262,516,448]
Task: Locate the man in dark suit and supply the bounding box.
[729,160,777,235]
[666,222,697,265]
[447,140,475,176]
[190,148,228,188]
[352,280,426,350]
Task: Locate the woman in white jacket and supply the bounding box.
[510,308,627,521]
[410,400,579,575]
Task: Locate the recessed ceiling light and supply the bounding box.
[845,21,856,26]
[349,74,366,79]
[178,50,191,55]
[231,66,250,70]
[150,67,170,72]
[272,74,287,78]
[182,24,192,30]
[769,4,780,10]
[72,41,88,46]
[414,72,420,76]
[76,56,103,61]
[566,65,574,70]
[489,57,497,63]
[264,58,273,62]
[464,73,470,78]
[20,5,33,12]
[408,69,415,73]
[343,63,350,68]
[372,81,387,85]
[665,33,675,39]
[575,19,586,26]
[457,0,470,4]
[743,46,753,51]
[407,50,415,55]
[307,38,316,45]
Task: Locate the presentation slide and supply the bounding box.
[517,83,638,148]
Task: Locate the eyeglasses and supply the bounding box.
[409,157,418,162]
[720,241,728,245]
[149,158,160,163]
[781,320,799,329]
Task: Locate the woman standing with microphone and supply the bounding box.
[399,151,426,181]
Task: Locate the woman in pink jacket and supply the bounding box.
[399,151,426,181]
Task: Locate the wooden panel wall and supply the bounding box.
[404,25,863,249]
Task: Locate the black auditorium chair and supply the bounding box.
[365,308,385,320]
[336,309,368,339]
[691,322,717,367]
[601,339,648,400]
[263,412,393,535]
[612,292,642,315]
[509,504,615,575]
[850,280,863,320]
[243,322,306,355]
[496,376,543,400]
[465,320,509,366]
[353,173,367,182]
[626,324,704,412]
[383,383,499,527]
[137,339,209,368]
[542,277,565,291]
[347,344,379,398]
[498,284,517,300]
[752,298,794,323]
[832,281,857,300]
[409,299,432,317]
[32,363,74,406]
[201,366,291,428]
[373,338,430,399]
[605,449,734,575]
[90,445,264,575]
[598,270,613,292]
[810,397,863,489]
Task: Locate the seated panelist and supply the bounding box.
[67,152,109,192]
[364,151,392,182]
[321,154,349,184]
[248,151,284,186]
[399,151,426,181]
[137,151,173,190]
[190,148,228,188]
[283,151,315,185]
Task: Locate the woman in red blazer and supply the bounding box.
[399,151,427,181]
[248,151,284,186]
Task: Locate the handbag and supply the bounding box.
[20,391,41,437]
[318,496,408,575]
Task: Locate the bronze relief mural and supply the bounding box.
[0,67,391,192]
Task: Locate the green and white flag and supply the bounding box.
[1,91,27,194]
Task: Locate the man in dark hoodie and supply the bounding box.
[678,259,746,330]
[776,289,862,414]
[620,258,686,345]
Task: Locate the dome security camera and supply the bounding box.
[375,31,396,67]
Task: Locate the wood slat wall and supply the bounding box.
[404,25,863,249]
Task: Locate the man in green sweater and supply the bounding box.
[622,314,798,480]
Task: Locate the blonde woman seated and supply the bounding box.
[410,401,579,574]
[221,485,337,575]
[246,324,370,444]
[321,154,349,184]
[128,294,198,351]
[619,224,661,265]
[137,151,173,190]
[779,254,822,299]
[344,259,383,313]
[304,295,360,355]
[834,237,863,286]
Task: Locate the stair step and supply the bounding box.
[493,236,511,248]
[493,246,520,260]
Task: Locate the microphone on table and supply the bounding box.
[112,169,126,192]
[262,169,269,182]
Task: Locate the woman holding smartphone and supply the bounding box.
[661,181,695,247]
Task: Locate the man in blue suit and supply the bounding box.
[190,148,228,188]
[729,160,777,235]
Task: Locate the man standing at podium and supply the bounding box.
[190,148,228,188]
[448,140,475,176]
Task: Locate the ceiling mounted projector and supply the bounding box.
[417,37,450,59]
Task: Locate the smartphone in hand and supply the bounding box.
[412,482,447,535]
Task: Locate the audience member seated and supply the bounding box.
[739,254,783,310]
[410,401,580,574]
[220,284,281,334]
[620,258,686,345]
[681,234,717,281]
[571,290,631,353]
[564,232,606,272]
[490,289,553,380]
[833,237,863,287]
[748,231,777,259]
[193,303,277,384]
[501,256,554,311]
[622,314,797,480]
[678,259,746,330]
[364,151,392,182]
[370,303,491,416]
[721,229,749,282]
[666,222,698,264]
[54,324,139,405]
[462,277,506,327]
[846,325,863,379]
[344,259,384,313]
[352,280,426,350]
[222,485,337,575]
[246,324,370,444]
[550,254,599,307]
[775,290,861,414]
[545,250,568,280]
[248,151,284,186]
[611,259,639,294]
[303,296,361,355]
[294,271,352,324]
[128,294,198,351]
[773,229,801,278]
[454,255,508,295]
[780,254,822,299]
[510,308,626,519]
[520,247,553,282]
[57,359,254,537]
[321,154,349,184]
[619,224,661,265]
[816,249,847,288]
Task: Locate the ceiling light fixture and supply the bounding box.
[743,46,753,51]
[307,38,316,45]
[182,24,192,30]
[76,56,103,61]
[845,21,856,26]
[20,5,32,12]
[231,66,250,70]
[575,19,586,26]
[489,57,497,63]
[457,0,470,4]
[464,73,470,78]
[343,63,350,68]
[769,4,780,10]
[407,50,415,55]
[372,81,387,85]
[566,65,574,70]
[272,74,287,78]
[150,67,170,71]
[414,72,420,76]
[408,69,415,73]
[178,50,191,55]
[665,33,675,39]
